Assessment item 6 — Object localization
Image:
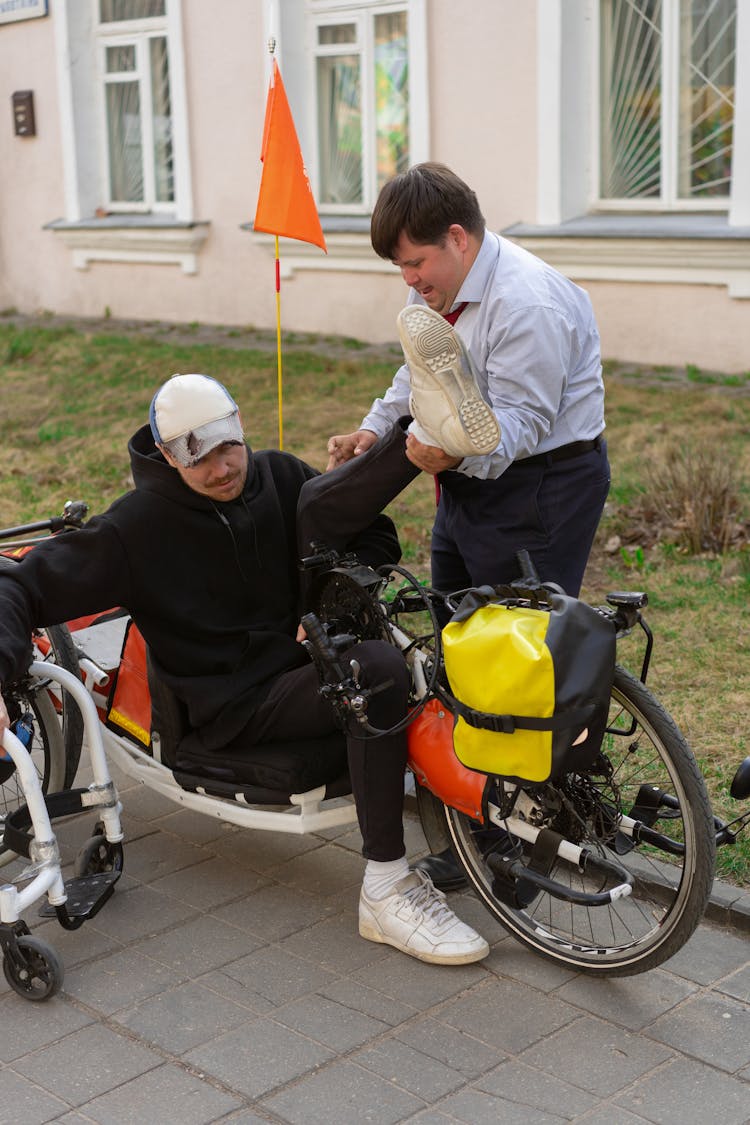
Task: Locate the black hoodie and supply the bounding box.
[0,425,400,752]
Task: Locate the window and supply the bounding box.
[49,1,203,273]
[98,0,175,211]
[599,0,737,208]
[310,3,413,212]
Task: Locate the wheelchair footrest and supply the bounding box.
[38,871,120,922]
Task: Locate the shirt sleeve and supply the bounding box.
[360,362,411,437]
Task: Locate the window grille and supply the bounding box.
[599,0,736,207]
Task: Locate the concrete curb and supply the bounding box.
[705,876,750,934]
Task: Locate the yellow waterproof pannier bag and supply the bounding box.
[442,586,616,784]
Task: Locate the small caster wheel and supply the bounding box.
[74,834,124,877]
[3,935,63,1001]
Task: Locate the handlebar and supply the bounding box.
[299,541,361,572]
[300,612,349,685]
[300,611,376,729]
[300,548,340,571]
[0,500,89,544]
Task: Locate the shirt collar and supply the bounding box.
[454,230,501,306]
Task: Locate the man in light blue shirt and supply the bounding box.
[327,162,609,600]
[326,164,610,890]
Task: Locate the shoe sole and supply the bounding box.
[398,306,500,455]
[359,919,489,965]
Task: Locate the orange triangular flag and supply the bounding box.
[254,59,327,252]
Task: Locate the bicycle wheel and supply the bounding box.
[444,665,716,976]
[0,557,83,787]
[0,680,67,868]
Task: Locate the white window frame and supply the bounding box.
[521,0,750,300]
[54,0,193,223]
[49,0,202,273]
[96,13,174,214]
[535,0,750,229]
[595,0,737,213]
[305,0,428,215]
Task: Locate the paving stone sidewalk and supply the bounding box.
[1,759,749,1125]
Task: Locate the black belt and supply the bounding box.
[515,434,603,468]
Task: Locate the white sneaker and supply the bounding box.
[359,869,490,965]
[397,305,501,458]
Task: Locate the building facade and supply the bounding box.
[1,0,748,370]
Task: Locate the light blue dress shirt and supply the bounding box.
[361,231,605,480]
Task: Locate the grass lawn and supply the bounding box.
[2,316,749,884]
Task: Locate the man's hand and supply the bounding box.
[326,429,378,471]
[405,433,462,474]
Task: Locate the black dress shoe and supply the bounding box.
[413,847,468,892]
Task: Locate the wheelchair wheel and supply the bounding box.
[3,935,63,1000]
[0,682,67,868]
[0,558,84,788]
[33,623,84,788]
[443,665,716,976]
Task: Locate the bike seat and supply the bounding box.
[146,652,350,805]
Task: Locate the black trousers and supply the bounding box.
[297,416,418,559]
[247,640,411,862]
[433,441,611,599]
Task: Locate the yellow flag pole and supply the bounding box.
[257,20,326,448]
[275,234,283,449]
[267,25,284,452]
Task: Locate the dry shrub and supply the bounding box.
[643,443,745,554]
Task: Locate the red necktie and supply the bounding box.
[444,301,468,326]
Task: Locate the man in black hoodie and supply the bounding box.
[0,373,488,966]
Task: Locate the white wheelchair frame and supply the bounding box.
[1,659,363,938]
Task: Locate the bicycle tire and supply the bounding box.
[442,664,716,976]
[0,680,67,868]
[0,556,84,787]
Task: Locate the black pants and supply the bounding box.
[433,441,611,599]
[246,640,411,862]
[297,416,418,559]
